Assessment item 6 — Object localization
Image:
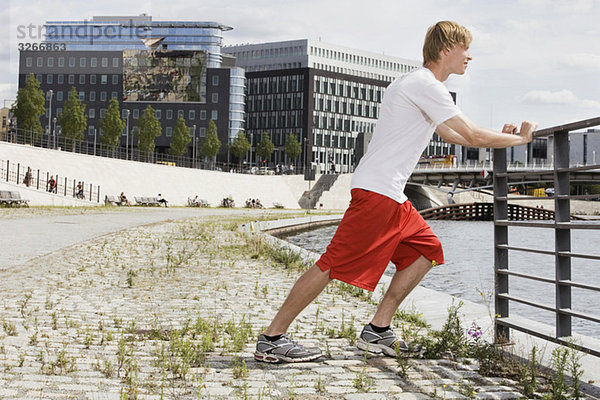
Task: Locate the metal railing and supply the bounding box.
[1,128,306,175]
[493,116,600,356]
[0,159,101,203]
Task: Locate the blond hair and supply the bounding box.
[422,21,472,66]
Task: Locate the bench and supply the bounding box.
[0,191,30,207]
[105,195,122,206]
[187,197,209,207]
[134,196,160,206]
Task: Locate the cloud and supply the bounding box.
[521,89,600,109]
[0,83,18,102]
[560,53,600,70]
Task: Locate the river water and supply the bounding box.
[283,220,600,338]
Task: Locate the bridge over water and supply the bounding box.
[406,162,600,209]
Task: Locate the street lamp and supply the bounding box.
[192,124,197,168]
[47,90,53,147]
[125,110,130,160]
[52,117,57,149]
[250,132,254,169]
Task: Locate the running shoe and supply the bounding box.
[357,324,409,356]
[254,334,322,363]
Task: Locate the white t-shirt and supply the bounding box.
[351,67,461,203]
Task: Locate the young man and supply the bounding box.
[254,21,538,363]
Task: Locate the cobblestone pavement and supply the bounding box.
[0,212,586,399]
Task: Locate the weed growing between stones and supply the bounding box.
[325,312,357,345]
[353,366,374,392]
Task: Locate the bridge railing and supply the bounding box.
[493,116,600,356]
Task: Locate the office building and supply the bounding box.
[18,15,244,161]
[225,39,461,172]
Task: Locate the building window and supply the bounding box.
[101,75,107,84]
[101,58,108,68]
[68,74,74,84]
[100,92,107,101]
[89,91,96,101]
[89,109,95,119]
[166,109,173,120]
[178,110,184,119]
[57,57,64,68]
[57,74,63,84]
[79,75,85,84]
[211,93,218,103]
[211,110,218,120]
[111,92,118,99]
[56,91,63,101]
[26,57,32,67]
[80,58,86,68]
[100,109,106,119]
[47,75,53,84]
[47,58,53,67]
[166,127,173,137]
[200,110,206,120]
[88,126,95,135]
[90,74,96,84]
[79,92,85,101]
[91,57,97,67]
[113,58,119,68]
[112,75,118,85]
[133,109,139,119]
[199,127,206,137]
[189,110,195,120]
[68,57,75,67]
[155,110,161,120]
[37,57,43,67]
[212,75,219,86]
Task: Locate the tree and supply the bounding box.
[136,105,162,159]
[284,133,302,168]
[200,120,221,169]
[98,98,125,150]
[12,73,45,143]
[57,87,86,151]
[256,132,274,166]
[229,131,251,170]
[168,116,191,156]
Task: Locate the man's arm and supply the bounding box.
[437,113,537,148]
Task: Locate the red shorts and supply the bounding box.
[316,189,444,291]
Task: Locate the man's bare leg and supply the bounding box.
[264,264,331,336]
[370,255,433,327]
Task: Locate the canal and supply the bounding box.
[283,220,600,338]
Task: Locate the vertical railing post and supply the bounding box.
[36,169,40,190]
[16,163,20,184]
[6,160,9,181]
[63,176,67,196]
[89,183,92,201]
[554,130,572,338]
[493,147,510,343]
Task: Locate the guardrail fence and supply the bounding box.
[0,159,101,203]
[493,116,600,356]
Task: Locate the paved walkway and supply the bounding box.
[0,209,596,399]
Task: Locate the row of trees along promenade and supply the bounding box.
[11,73,303,168]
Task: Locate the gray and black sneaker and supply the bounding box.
[357,324,409,356]
[254,334,322,363]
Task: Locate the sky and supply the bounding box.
[1,0,599,131]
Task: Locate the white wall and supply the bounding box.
[1,142,308,208]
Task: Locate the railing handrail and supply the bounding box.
[493,116,600,357]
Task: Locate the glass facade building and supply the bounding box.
[45,15,232,67]
[31,15,244,159]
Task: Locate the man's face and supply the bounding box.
[445,45,472,75]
